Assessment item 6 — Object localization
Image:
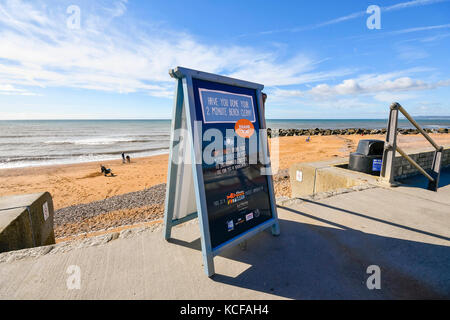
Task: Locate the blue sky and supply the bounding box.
[0,0,449,119]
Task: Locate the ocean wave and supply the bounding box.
[0,156,63,163]
[43,135,170,145]
[0,133,82,138]
[0,134,54,138]
[0,149,170,169]
[86,147,170,156]
[0,147,169,163]
[423,124,450,129]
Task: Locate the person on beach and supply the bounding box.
[121,152,126,164]
[100,165,115,177]
[126,155,131,163]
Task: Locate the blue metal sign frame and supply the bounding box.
[164,66,280,277]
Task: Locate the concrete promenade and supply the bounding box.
[1,174,449,299]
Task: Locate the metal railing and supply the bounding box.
[380,102,444,191]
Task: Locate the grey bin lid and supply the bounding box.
[355,140,385,156]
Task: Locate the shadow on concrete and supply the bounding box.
[398,166,450,190]
[296,199,450,242]
[168,202,450,299]
[210,207,450,299]
[167,237,201,251]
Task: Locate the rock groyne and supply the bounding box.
[268,127,449,137]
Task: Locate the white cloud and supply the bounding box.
[389,23,450,35]
[421,32,450,42]
[383,0,448,11]
[107,0,128,18]
[0,83,37,95]
[270,88,304,100]
[373,92,418,103]
[396,45,429,61]
[228,55,354,86]
[317,0,450,30]
[249,0,449,36]
[271,69,450,103]
[262,68,450,116]
[0,0,354,98]
[309,76,448,98]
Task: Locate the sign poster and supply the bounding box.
[372,159,382,172]
[193,79,273,249]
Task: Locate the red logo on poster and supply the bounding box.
[235,119,254,138]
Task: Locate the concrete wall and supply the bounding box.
[393,146,450,179]
[0,192,55,253]
[289,158,379,198]
[289,146,450,198]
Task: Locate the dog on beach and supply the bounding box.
[100,165,115,177]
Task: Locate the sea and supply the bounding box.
[1,118,449,169]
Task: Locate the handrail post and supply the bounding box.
[380,102,399,185]
[428,147,443,191]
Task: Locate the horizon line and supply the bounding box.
[1,116,449,121]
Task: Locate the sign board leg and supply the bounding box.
[202,251,215,277]
[164,79,184,240]
[271,222,280,236]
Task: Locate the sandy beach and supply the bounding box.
[1,133,449,240]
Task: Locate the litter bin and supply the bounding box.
[348,140,384,175]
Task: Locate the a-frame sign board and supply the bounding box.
[164,66,280,277]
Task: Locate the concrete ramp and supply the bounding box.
[0,185,449,300]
